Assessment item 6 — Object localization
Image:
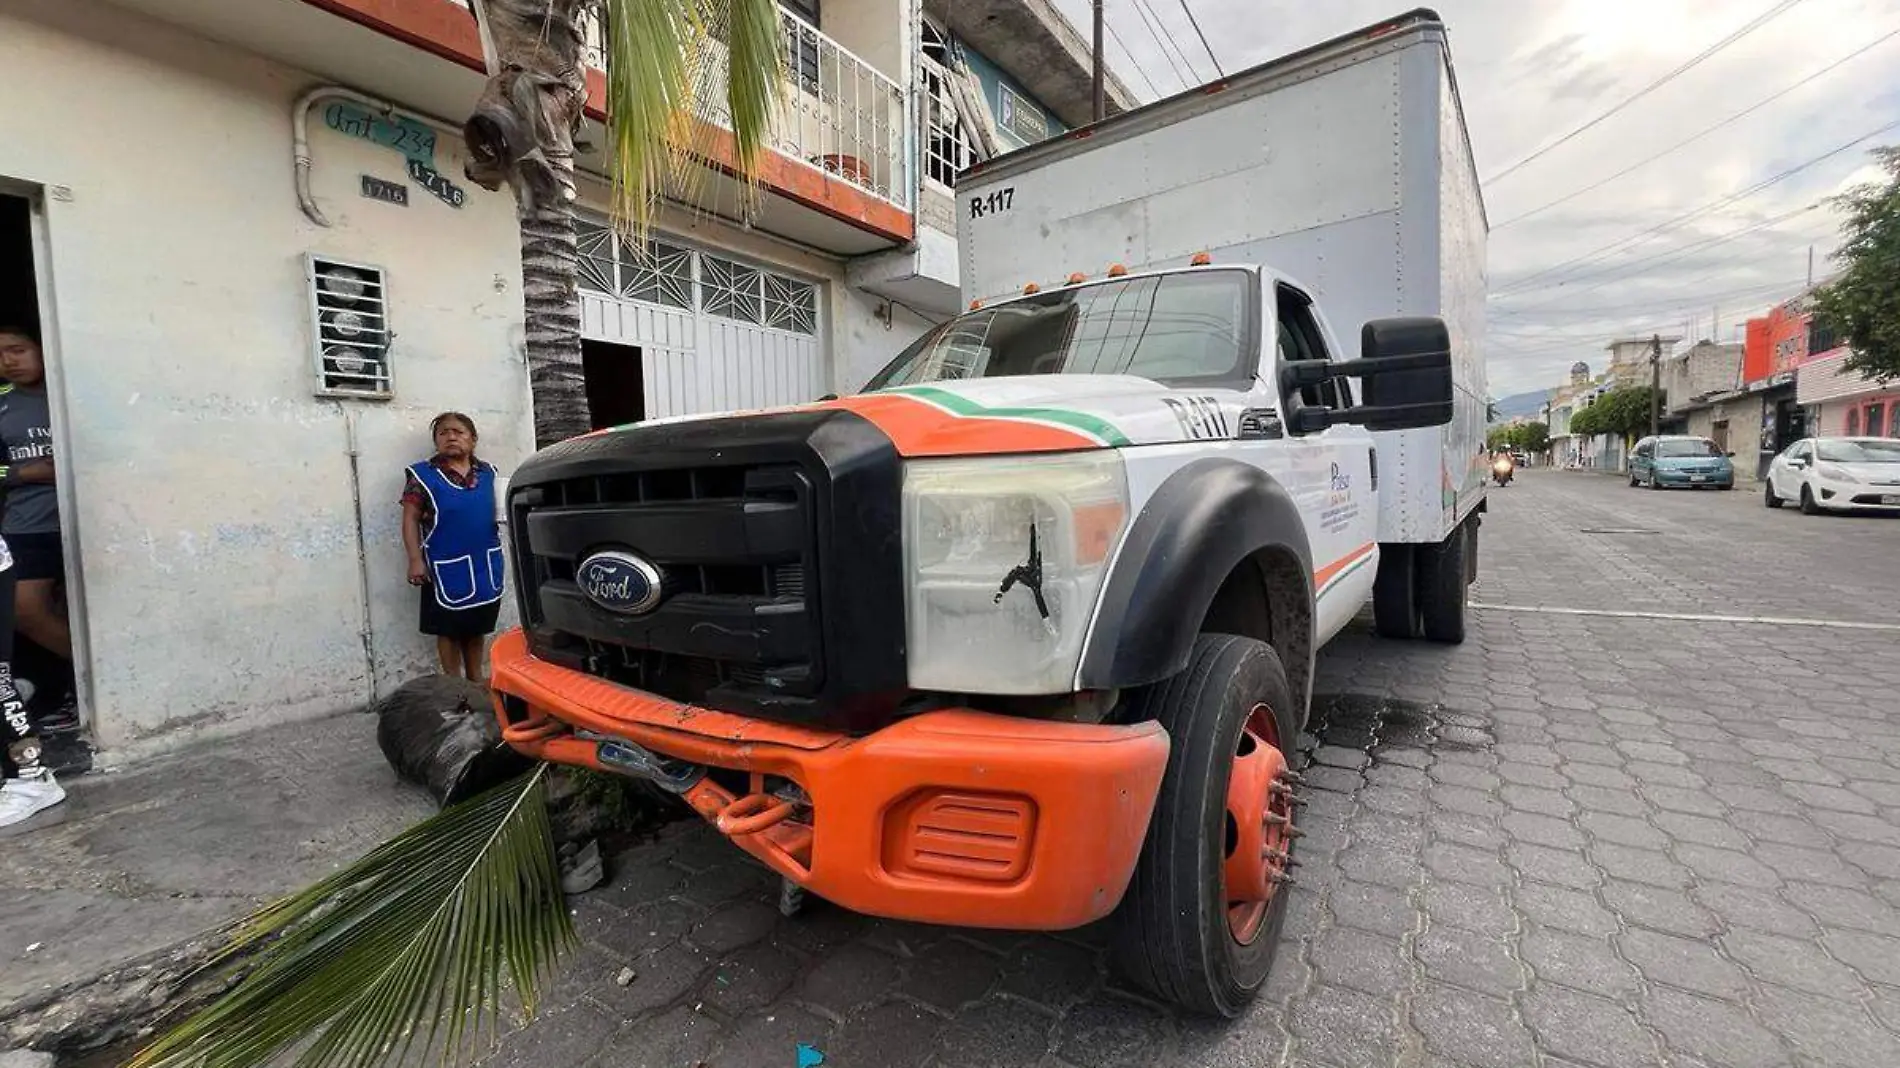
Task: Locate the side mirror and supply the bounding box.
[1278,318,1455,434]
[817,392,840,402]
[1725,451,1736,458]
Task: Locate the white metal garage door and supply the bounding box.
[575,221,825,418]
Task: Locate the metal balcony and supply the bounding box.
[579,5,911,215]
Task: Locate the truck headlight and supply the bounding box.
[902,452,1130,694]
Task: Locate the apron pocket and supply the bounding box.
[432,555,480,606]
[486,546,506,591]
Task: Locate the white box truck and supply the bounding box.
[956,7,1490,645]
[492,8,1485,1021]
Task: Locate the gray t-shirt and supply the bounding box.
[0,388,58,535]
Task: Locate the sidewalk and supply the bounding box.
[0,713,433,1055]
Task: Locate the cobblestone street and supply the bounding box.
[494,470,1900,1068]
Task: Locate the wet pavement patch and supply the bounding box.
[1302,694,1490,767]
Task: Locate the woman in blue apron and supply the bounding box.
[401,412,504,681]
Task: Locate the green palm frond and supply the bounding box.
[605,0,786,234]
[130,767,572,1068]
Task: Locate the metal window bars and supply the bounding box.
[919,55,977,191]
[307,254,393,398]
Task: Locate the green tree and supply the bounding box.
[1515,421,1551,453]
[1811,146,1900,382]
[1570,386,1660,443]
[133,3,785,1067]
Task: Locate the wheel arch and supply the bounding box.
[1079,459,1316,721]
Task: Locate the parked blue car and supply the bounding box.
[1629,436,1735,490]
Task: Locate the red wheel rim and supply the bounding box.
[1224,702,1297,943]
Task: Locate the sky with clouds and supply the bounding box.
[1047,0,1900,397]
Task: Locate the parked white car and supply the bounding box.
[1764,437,1900,514]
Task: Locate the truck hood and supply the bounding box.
[623,375,1263,457]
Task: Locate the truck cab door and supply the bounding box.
[1272,282,1379,643]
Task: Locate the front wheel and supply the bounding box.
[1800,485,1822,515]
[1765,478,1783,508]
[1111,634,1301,1018]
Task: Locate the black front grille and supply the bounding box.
[507,408,908,731]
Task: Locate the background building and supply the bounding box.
[0,0,1130,750]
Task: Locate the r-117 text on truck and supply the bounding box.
[492,8,1487,1017]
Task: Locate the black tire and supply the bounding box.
[1417,525,1469,644]
[1719,482,1734,491]
[1628,471,1639,487]
[1112,634,1300,1018]
[1372,545,1421,640]
[1647,472,1663,490]
[1765,478,1783,508]
[1800,485,1822,515]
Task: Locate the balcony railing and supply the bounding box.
[576,5,911,213]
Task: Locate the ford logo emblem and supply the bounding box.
[576,550,664,615]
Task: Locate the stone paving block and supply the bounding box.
[929,995,1061,1068]
[1578,811,1669,850]
[1414,928,1523,997]
[1497,763,1569,791]
[1786,882,1900,935]
[1692,882,1818,938]
[1422,880,1515,938]
[1425,842,1512,888]
[1327,879,1415,938]
[794,941,905,1019]
[688,899,782,955]
[592,856,690,913]
[1410,981,1537,1068]
[995,938,1105,1013]
[699,941,801,1016]
[770,902,875,957]
[585,897,704,960]
[1287,984,1398,1068]
[1515,882,1620,939]
[898,937,1005,1013]
[481,1001,621,1068]
[1523,984,1656,1067]
[1054,992,1176,1068]
[1564,762,1638,791]
[1672,843,1781,887]
[1563,783,1649,817]
[1753,983,1900,1068]
[1428,809,1502,850]
[1500,782,1577,818]
[587,942,715,1016]
[818,999,943,1068]
[1310,925,1408,997]
[1502,811,1587,851]
[714,1004,838,1068]
[1644,986,1792,1068]
[1648,810,1749,851]
[1521,925,1640,999]
[594,1002,729,1068]
[1601,880,1721,939]
[1619,928,1749,1000]
[1641,785,1729,817]
[1589,843,1692,889]
[1720,928,1861,998]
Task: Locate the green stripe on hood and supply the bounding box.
[885,386,1134,447]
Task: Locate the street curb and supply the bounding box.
[0,921,258,1059]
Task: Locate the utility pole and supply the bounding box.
[1092,0,1106,122]
[1807,244,1815,289]
[1649,333,1662,440]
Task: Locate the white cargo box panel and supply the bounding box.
[956,10,1488,544]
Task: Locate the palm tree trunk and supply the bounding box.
[520,195,589,446]
[462,0,593,447]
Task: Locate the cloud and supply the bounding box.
[1044,0,1900,396]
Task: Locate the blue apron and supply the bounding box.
[409,460,504,611]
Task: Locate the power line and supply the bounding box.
[1176,0,1224,77]
[1492,276,1810,318]
[1491,284,1810,355]
[1503,203,1822,307]
[1495,26,1900,229]
[1103,17,1163,99]
[1492,115,1899,296]
[1483,0,1813,185]
[1126,0,1196,89]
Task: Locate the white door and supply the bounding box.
[575,224,825,419]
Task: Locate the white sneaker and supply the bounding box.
[0,771,66,835]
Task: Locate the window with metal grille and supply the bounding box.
[306,254,392,398]
[920,23,976,189]
[576,221,694,311]
[575,226,817,335]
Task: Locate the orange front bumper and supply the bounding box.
[488,629,1170,931]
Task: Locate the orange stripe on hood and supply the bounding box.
[822,393,1101,457]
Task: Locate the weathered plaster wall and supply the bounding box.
[0,0,532,746]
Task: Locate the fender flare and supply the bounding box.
[1078,459,1315,691]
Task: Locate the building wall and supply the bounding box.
[0,0,527,748]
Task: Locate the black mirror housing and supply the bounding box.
[1345,317,1455,431]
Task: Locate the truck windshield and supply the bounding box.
[864,269,1253,391]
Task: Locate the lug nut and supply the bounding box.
[1262,847,1289,863]
[1269,871,1295,886]
[1265,812,1290,827]
[1280,771,1306,785]
[1286,826,1307,839]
